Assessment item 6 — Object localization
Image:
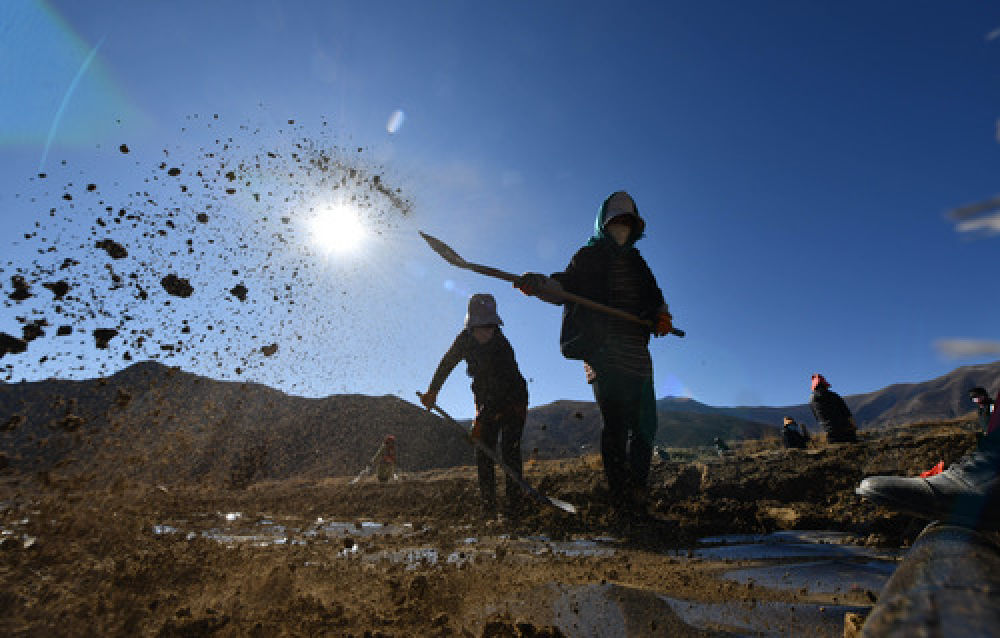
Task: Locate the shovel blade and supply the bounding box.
[546,496,578,514]
[419,231,468,268]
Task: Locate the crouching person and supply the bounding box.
[782,417,810,449]
[809,373,857,443]
[420,294,529,522]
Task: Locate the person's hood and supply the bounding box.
[588,191,646,248]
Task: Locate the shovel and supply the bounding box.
[417,392,577,514]
[349,465,372,485]
[419,231,684,337]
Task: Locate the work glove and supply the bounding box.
[419,391,437,410]
[653,311,673,337]
[514,272,549,296]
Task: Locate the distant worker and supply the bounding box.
[809,373,858,443]
[857,385,1000,529]
[781,416,810,449]
[420,294,529,522]
[969,386,995,438]
[714,437,730,457]
[514,190,673,519]
[372,434,398,482]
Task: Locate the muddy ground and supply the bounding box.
[0,419,983,636]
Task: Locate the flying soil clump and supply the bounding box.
[0,113,414,392]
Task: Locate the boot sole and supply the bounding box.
[856,485,1000,530]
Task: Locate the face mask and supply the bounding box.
[606,222,630,246]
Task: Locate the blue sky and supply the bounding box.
[1,1,999,417]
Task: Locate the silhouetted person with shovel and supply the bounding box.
[515,190,673,519]
[420,294,529,522]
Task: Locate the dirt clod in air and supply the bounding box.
[56,325,72,336]
[43,281,70,299]
[92,328,119,349]
[161,274,194,298]
[0,332,28,358]
[9,276,31,301]
[230,284,248,301]
[119,144,130,153]
[261,344,278,356]
[95,239,128,259]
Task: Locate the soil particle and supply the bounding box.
[93,328,119,349]
[230,284,248,301]
[95,239,128,259]
[0,332,28,357]
[261,344,278,357]
[9,276,31,301]
[56,325,73,336]
[21,320,46,342]
[167,167,181,176]
[42,281,70,299]
[160,274,194,298]
[196,213,209,223]
[119,144,130,153]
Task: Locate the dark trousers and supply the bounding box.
[474,401,527,514]
[591,368,657,500]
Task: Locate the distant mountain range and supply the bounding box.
[1,360,996,482]
[657,360,1000,430]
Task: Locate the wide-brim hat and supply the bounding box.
[465,293,503,328]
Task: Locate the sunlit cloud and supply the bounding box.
[935,338,1000,359]
[947,195,1000,237]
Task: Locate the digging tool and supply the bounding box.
[349,465,372,485]
[419,231,684,337]
[416,392,577,514]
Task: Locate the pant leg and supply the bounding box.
[474,404,501,511]
[628,375,657,490]
[498,402,527,514]
[593,370,641,499]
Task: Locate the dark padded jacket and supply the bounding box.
[549,239,665,364]
[810,388,856,441]
[427,328,528,409]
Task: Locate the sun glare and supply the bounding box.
[309,204,366,254]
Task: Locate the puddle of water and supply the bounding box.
[688,530,900,562]
[723,558,894,594]
[483,583,869,638]
[151,516,419,547]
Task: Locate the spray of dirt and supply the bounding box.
[0,114,416,395]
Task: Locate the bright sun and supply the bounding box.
[309,204,367,254]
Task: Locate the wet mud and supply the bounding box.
[0,419,980,636]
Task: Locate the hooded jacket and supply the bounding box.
[550,194,666,366]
